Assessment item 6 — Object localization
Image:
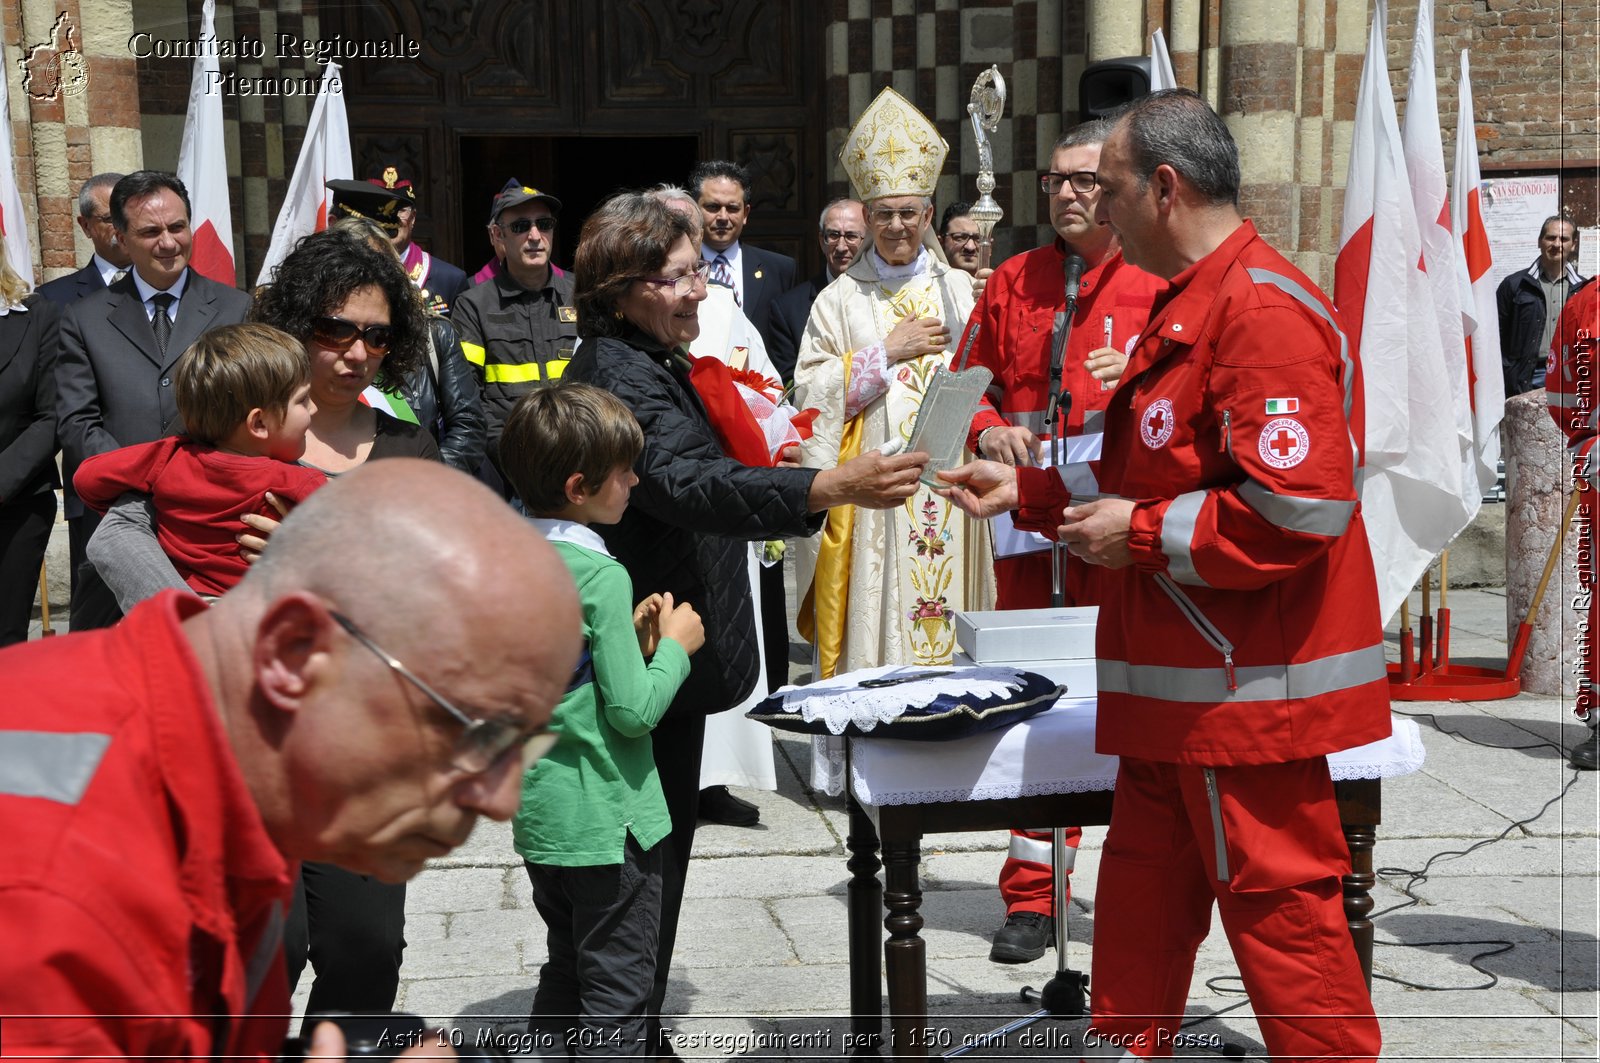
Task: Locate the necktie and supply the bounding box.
[711,253,739,306]
[110,269,127,284]
[151,293,176,357]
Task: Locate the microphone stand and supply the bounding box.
[1044,254,1083,608]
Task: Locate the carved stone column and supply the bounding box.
[1504,389,1580,696]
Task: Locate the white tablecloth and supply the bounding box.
[812,693,1426,807]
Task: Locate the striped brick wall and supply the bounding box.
[823,0,1096,262]
[7,0,144,285]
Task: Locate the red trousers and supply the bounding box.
[1083,757,1379,1061]
[999,826,1082,915]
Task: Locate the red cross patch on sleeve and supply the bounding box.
[1258,417,1310,468]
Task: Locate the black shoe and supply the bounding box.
[989,911,1054,964]
[1571,730,1600,771]
[698,785,760,826]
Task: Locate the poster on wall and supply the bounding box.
[1479,174,1560,277]
[1579,228,1599,280]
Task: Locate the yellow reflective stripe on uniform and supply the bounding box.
[1096,642,1388,704]
[460,341,487,366]
[482,360,569,384]
[0,731,111,804]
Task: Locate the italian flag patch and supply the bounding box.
[1264,397,1300,415]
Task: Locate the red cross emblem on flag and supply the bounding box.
[1257,417,1310,469]
[1140,398,1175,450]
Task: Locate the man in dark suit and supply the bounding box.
[691,161,796,358]
[767,197,866,383]
[36,173,131,306]
[55,170,252,627]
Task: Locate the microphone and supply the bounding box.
[1062,253,1086,314]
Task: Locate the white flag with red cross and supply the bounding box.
[256,63,351,287]
[1334,0,1470,623]
[1451,50,1506,496]
[175,0,236,286]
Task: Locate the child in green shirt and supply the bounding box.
[500,382,704,1057]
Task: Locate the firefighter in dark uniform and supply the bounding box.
[452,179,577,490]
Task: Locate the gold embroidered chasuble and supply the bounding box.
[794,252,995,676]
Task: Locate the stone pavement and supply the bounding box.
[277,584,1597,1061]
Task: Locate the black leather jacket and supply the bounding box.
[402,316,488,474]
[565,328,823,717]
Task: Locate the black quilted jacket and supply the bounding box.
[566,329,824,718]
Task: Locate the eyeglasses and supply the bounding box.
[945,232,981,246]
[1040,171,1099,195]
[638,260,711,296]
[331,611,559,774]
[869,206,925,226]
[311,316,394,355]
[823,229,865,245]
[499,216,557,236]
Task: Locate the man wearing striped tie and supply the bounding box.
[690,160,797,358]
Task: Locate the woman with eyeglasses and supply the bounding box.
[83,226,437,1025]
[564,193,930,1060]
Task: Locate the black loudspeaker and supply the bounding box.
[1079,57,1153,120]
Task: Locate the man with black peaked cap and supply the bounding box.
[327,165,469,316]
[451,179,577,489]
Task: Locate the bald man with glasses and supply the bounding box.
[0,461,581,1060]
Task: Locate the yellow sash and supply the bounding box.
[798,368,865,680]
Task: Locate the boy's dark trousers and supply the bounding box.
[525,833,662,1057]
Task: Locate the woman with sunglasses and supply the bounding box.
[250,227,436,471]
[83,226,436,1025]
[564,194,930,1060]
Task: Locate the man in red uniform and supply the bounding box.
[940,90,1388,1060]
[1547,276,1600,770]
[0,461,580,1059]
[958,121,1165,962]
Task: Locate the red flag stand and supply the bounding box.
[1389,487,1581,700]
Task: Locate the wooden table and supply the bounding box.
[841,775,1382,1059]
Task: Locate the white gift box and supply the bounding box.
[953,606,1098,664]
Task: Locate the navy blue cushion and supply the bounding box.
[746,669,1063,741]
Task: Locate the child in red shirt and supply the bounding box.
[74,323,326,597]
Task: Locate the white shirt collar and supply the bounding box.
[527,517,613,557]
[0,299,28,316]
[870,245,929,281]
[92,254,126,286]
[702,240,742,267]
[131,267,189,314]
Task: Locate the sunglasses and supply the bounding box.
[332,610,560,775]
[312,316,394,355]
[500,217,557,236]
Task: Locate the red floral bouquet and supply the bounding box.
[686,355,819,467]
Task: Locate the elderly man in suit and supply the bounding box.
[767,198,866,384]
[55,170,252,628]
[36,173,131,306]
[691,160,796,357]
